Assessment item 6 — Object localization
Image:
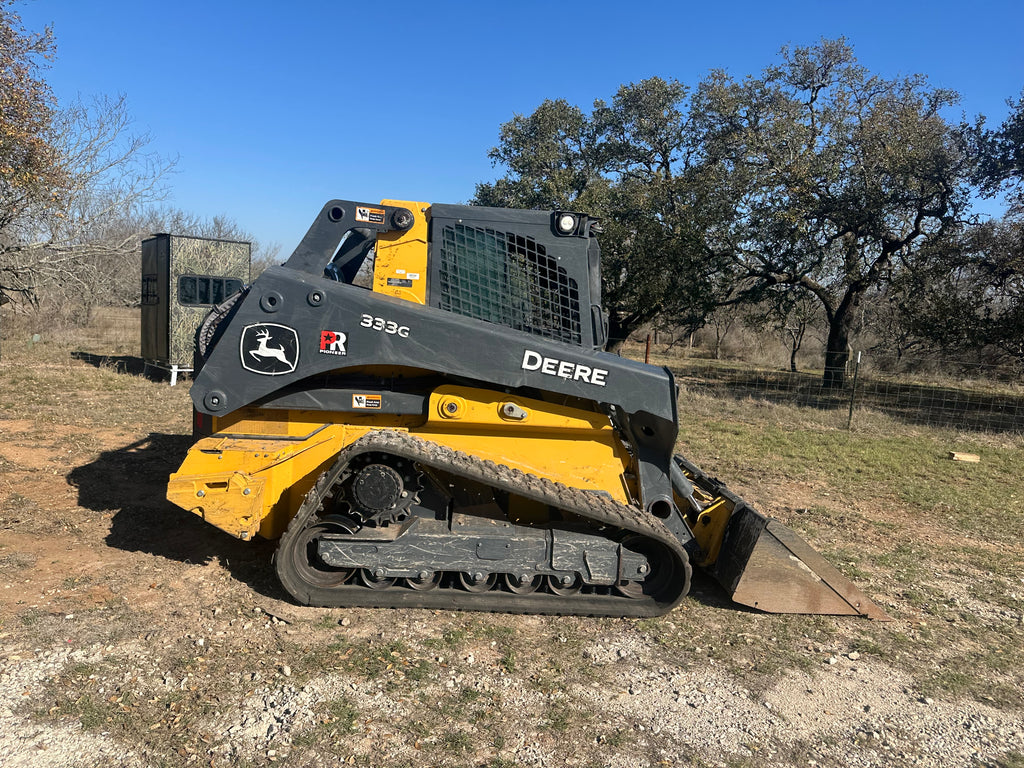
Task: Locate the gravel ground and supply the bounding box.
[3,607,1022,768]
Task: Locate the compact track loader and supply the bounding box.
[167,199,886,619]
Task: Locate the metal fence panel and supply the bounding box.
[671,357,1024,434]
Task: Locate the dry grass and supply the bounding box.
[0,306,189,431]
[1,309,1022,767]
[670,386,1024,707]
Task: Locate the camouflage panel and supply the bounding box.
[140,236,170,362]
[168,237,250,367]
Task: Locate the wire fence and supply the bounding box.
[10,307,1023,434]
[669,355,1024,434]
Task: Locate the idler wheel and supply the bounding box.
[614,536,675,599]
[283,516,357,590]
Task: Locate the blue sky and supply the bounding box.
[19,0,1024,255]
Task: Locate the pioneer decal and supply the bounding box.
[521,349,608,386]
[352,394,382,409]
[318,330,348,356]
[240,324,299,375]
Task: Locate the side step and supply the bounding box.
[675,456,890,620]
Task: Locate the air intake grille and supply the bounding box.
[438,224,582,345]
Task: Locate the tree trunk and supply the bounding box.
[786,322,805,373]
[823,300,856,388]
[605,311,639,354]
[0,292,9,361]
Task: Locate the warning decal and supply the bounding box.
[352,394,382,409]
[355,206,386,224]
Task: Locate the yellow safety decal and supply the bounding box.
[355,206,386,224]
[352,394,382,409]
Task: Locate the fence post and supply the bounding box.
[846,351,862,429]
[645,334,651,364]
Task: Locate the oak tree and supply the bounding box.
[1,3,174,314]
[0,0,60,302]
[692,39,975,386]
[477,40,977,385]
[474,83,723,350]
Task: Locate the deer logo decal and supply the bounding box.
[239,323,299,375]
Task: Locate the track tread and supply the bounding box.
[276,430,691,617]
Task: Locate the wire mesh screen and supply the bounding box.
[438,224,583,345]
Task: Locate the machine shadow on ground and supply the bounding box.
[67,433,285,601]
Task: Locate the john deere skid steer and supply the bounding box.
[167,199,886,619]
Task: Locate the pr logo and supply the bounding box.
[319,330,347,356]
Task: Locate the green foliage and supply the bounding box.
[691,39,975,385]
[897,217,1024,363]
[475,80,722,348]
[477,39,979,376]
[998,752,1024,768]
[323,697,359,732]
[977,90,1024,209]
[440,729,472,754]
[0,0,60,299]
[476,99,601,212]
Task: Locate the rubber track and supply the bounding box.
[276,430,692,617]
